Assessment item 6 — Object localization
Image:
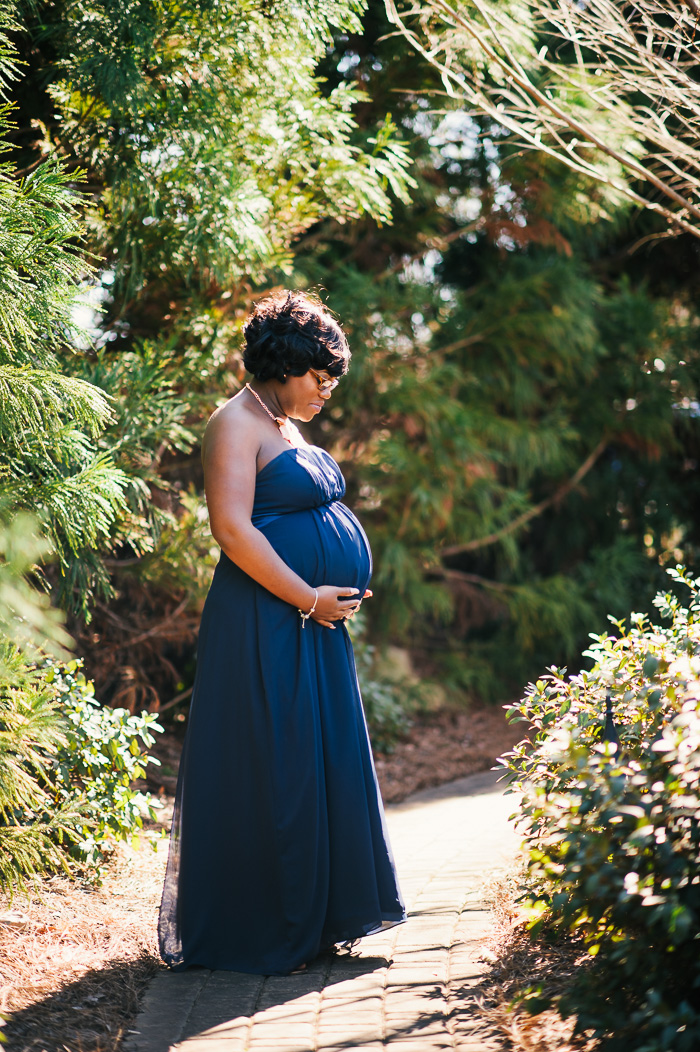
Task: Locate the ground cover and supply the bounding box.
[0,703,519,1051]
[0,822,168,1051]
[475,873,595,1052]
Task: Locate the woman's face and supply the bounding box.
[278,369,337,422]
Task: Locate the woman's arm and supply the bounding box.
[203,407,359,628]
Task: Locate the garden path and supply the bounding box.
[125,768,520,1052]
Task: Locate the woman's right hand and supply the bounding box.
[311,586,362,629]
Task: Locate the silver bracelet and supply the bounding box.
[299,588,319,628]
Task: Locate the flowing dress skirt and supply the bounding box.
[158,446,405,974]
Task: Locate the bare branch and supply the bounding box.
[385,0,700,240]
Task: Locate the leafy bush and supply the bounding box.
[0,645,86,895]
[501,566,700,1051]
[43,660,163,872]
[349,614,423,752]
[0,651,163,895]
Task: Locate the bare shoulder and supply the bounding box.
[203,394,260,463]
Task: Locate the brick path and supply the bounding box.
[126,769,520,1052]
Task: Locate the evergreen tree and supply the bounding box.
[290,0,700,695]
[9,0,700,711]
[8,0,415,705]
[0,5,129,888]
[0,4,128,615]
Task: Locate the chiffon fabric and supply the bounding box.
[158,445,405,975]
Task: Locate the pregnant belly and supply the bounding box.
[258,501,372,593]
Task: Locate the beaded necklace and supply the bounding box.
[245,383,292,445]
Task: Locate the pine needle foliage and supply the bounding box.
[0,366,111,443]
[34,0,415,303]
[0,158,87,366]
[0,7,131,616]
[0,510,72,658]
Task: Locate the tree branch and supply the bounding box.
[428,566,512,591]
[385,0,700,239]
[432,0,700,224]
[439,438,607,557]
[158,685,194,713]
[101,597,191,650]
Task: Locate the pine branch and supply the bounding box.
[440,438,607,557]
[0,366,112,442]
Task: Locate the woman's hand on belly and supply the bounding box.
[311,585,363,629]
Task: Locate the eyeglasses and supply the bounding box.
[309,368,340,392]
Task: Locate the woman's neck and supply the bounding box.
[248,381,287,422]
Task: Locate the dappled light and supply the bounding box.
[2,0,700,1046]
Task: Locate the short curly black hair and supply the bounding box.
[243,290,350,383]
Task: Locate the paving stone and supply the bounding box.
[259,976,324,1000]
[323,978,382,996]
[386,966,447,986]
[128,769,520,1052]
[386,1017,448,1036]
[248,1044,310,1052]
[182,976,265,1037]
[385,1005,448,1025]
[253,1003,316,1022]
[316,1016,383,1032]
[384,1040,452,1051]
[316,1044,385,1052]
[385,985,447,1001]
[318,1001,382,1017]
[250,1021,315,1036]
[391,948,447,964]
[315,1026,382,1045]
[174,1039,247,1052]
[190,1024,249,1043]
[125,970,211,1052]
[316,1008,383,1025]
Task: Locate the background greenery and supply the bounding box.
[2,0,700,885]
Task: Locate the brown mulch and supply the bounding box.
[470,873,597,1052]
[0,828,169,1052]
[0,703,524,1052]
[375,703,525,803]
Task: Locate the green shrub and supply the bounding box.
[0,644,86,895]
[0,651,163,894]
[501,566,700,1051]
[43,660,164,872]
[349,614,423,752]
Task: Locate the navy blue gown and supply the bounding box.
[158,445,405,974]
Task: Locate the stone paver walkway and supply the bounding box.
[126,769,520,1052]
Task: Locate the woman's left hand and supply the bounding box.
[339,589,373,623]
[311,587,372,628]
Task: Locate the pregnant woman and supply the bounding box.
[158,290,405,975]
